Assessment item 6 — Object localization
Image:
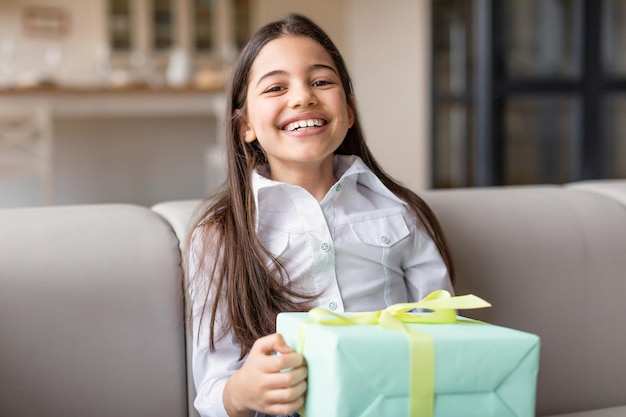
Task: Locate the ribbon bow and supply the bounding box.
[299,290,491,417]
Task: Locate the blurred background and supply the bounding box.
[0,0,624,208]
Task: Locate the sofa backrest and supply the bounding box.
[0,204,188,417]
[421,182,626,416]
[154,181,626,416]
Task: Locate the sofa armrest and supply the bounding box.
[152,199,205,251]
[0,204,188,417]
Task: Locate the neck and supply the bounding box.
[268,158,337,202]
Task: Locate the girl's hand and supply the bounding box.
[223,333,307,417]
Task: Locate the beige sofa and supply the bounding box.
[1,179,625,417]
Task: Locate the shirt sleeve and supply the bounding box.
[188,227,246,417]
[403,223,454,302]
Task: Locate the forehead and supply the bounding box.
[249,35,337,81]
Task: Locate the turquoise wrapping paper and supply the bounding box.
[277,313,540,417]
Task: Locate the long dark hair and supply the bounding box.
[185,14,454,358]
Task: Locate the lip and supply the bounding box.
[279,112,329,131]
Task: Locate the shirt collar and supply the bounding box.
[334,155,407,205]
[251,155,406,207]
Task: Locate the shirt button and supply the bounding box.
[380,235,391,245]
[335,183,343,192]
[320,242,330,252]
[328,301,338,310]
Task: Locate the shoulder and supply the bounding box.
[186,197,230,274]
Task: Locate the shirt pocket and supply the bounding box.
[349,214,410,248]
[258,228,312,280]
[259,227,310,258]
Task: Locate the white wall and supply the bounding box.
[251,0,346,51]
[344,0,431,191]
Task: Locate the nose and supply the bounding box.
[288,83,317,108]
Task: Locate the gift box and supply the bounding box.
[276,291,540,417]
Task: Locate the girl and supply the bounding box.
[186,14,454,417]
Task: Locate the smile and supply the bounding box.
[283,119,327,132]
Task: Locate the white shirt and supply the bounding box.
[189,155,452,417]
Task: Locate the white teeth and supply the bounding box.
[286,119,325,131]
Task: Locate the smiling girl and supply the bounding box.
[186,14,454,417]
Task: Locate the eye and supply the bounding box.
[312,79,334,88]
[263,85,285,94]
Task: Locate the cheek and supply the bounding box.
[254,105,281,132]
[332,96,353,125]
[243,109,274,143]
[347,104,355,127]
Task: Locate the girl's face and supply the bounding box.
[241,35,354,181]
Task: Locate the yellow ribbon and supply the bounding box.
[298,290,491,417]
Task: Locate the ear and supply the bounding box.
[235,109,257,143]
[347,94,356,128]
[242,123,256,143]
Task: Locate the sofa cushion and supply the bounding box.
[421,185,626,416]
[0,204,188,417]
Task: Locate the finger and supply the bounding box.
[263,361,308,389]
[252,333,293,356]
[265,399,304,417]
[267,351,305,373]
[289,363,308,384]
[272,333,295,355]
[262,382,307,415]
[265,379,307,405]
[252,351,304,376]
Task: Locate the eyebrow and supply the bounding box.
[255,64,339,87]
